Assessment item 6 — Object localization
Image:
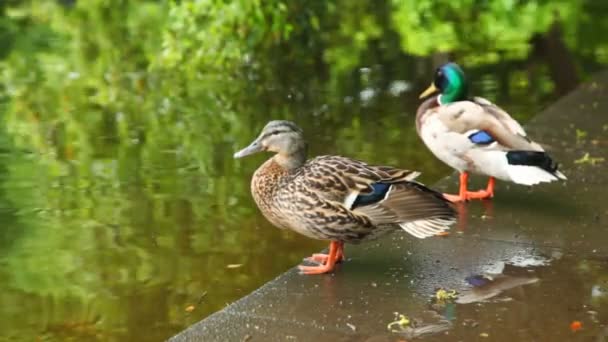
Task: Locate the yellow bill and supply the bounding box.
[419,83,438,99]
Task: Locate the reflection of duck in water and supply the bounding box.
[386,267,540,341]
[234,120,456,274]
[455,252,548,305]
[417,63,566,202]
[386,314,452,340]
[576,258,608,308]
[457,273,539,304]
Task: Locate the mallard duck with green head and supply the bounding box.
[417,63,566,202]
[234,120,455,275]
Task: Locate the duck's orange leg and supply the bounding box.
[304,241,345,264]
[444,173,495,202]
[299,241,342,275]
[443,172,470,202]
[464,176,495,200]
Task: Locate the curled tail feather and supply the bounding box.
[505,151,566,185]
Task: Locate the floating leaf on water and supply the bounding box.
[480,332,489,338]
[387,314,410,332]
[185,305,195,312]
[575,128,588,141]
[197,291,208,304]
[570,320,582,332]
[227,264,243,269]
[388,317,452,339]
[574,153,605,165]
[435,288,458,301]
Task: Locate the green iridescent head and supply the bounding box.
[419,62,468,104]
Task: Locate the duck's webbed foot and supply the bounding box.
[444,174,495,202]
[299,241,344,275]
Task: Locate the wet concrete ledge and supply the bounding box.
[171,71,608,342]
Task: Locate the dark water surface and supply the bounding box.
[0,1,607,341]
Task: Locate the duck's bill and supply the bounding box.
[233,140,264,158]
[419,83,438,99]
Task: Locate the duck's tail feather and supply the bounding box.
[505,151,566,185]
[398,217,455,238]
[353,182,456,239]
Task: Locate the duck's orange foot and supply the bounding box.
[299,241,343,275]
[443,193,465,202]
[304,253,328,264]
[443,190,494,203]
[298,263,336,275]
[303,251,345,265]
[445,174,495,202]
[465,190,493,200]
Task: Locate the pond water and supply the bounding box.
[0,1,607,341]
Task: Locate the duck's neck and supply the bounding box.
[273,147,307,171]
[415,95,440,133]
[438,83,467,104]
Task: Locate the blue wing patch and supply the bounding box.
[466,275,491,287]
[468,130,494,145]
[352,182,390,208]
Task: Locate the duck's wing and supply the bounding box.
[434,98,542,151]
[472,97,544,151]
[303,156,455,238]
[433,98,566,184]
[351,181,456,238]
[472,97,527,136]
[302,156,420,203]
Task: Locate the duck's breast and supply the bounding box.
[250,159,292,230]
[419,114,471,172]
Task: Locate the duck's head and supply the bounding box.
[234,120,307,167]
[419,62,468,104]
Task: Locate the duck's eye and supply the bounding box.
[270,130,281,136]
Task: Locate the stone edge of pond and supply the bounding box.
[169,69,608,342]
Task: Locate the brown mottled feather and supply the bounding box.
[251,155,455,243]
[353,182,454,224]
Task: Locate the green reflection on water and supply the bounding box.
[0,0,606,340]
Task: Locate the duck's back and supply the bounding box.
[250,155,453,243]
[251,156,375,241]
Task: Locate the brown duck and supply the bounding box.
[234,120,456,275]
